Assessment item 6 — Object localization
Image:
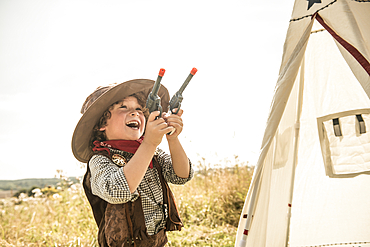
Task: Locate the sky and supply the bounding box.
[0,0,294,180]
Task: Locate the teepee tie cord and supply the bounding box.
[289,0,337,22]
[315,13,370,76]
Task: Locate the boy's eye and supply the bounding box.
[119,105,142,112]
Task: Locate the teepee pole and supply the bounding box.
[238,168,262,247]
[285,55,305,247]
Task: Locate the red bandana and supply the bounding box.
[92,137,153,168]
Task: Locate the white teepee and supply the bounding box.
[235,0,370,246]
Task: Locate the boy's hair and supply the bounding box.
[89,91,150,148]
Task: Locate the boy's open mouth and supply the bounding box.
[126,120,140,130]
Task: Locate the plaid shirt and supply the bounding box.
[89,148,193,235]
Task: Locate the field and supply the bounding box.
[0,158,253,246]
[0,191,12,199]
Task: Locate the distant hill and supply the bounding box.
[0,177,80,191]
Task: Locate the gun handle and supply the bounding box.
[156,105,162,120]
[167,128,176,136]
[167,103,181,135]
[171,102,181,115]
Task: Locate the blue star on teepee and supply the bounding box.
[307,0,321,10]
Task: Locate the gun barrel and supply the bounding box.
[178,67,197,94]
[152,68,165,96]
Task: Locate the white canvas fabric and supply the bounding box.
[235,0,370,246]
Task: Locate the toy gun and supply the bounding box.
[166,67,197,135]
[169,67,198,114]
[146,68,165,117]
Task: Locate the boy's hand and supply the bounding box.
[163,109,184,140]
[144,111,175,147]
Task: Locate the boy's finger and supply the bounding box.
[162,112,170,119]
[167,120,183,129]
[167,116,183,125]
[148,111,161,121]
[168,121,183,129]
[157,121,169,129]
[167,113,182,121]
[164,126,176,134]
[172,108,184,117]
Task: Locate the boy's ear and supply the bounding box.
[99,127,106,131]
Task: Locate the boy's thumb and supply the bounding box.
[148,111,160,121]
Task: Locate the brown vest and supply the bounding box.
[83,155,183,247]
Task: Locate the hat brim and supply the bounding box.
[71,79,170,163]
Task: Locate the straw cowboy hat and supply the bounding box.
[71,79,170,163]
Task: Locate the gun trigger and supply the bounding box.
[172,103,181,115]
[153,105,162,120]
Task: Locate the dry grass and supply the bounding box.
[0,185,97,246]
[0,158,253,246]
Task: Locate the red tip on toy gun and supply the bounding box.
[159,68,166,77]
[190,67,198,75]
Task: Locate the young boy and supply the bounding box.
[71,79,193,246]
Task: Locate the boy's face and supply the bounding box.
[100,96,146,140]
